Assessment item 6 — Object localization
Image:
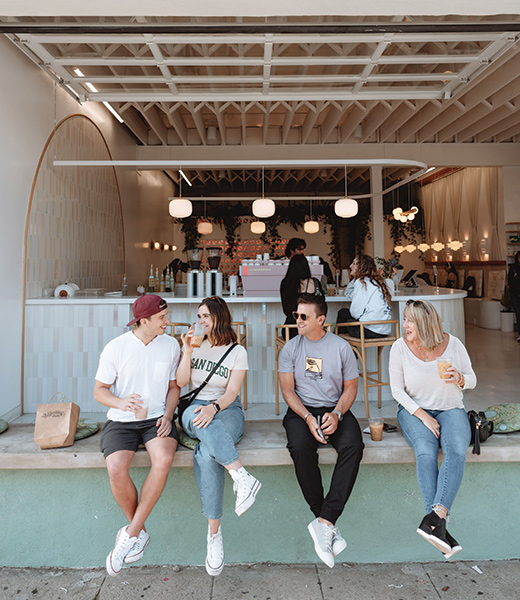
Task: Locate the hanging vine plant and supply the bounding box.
[175,198,376,268]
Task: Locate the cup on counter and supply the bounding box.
[368,417,384,441]
[436,357,452,380]
[327,284,336,297]
[191,323,206,348]
[134,395,149,420]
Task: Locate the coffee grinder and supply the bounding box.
[205,247,223,297]
[187,248,205,297]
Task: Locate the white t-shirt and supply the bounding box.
[95,331,181,422]
[349,278,392,335]
[190,341,248,401]
[389,335,477,415]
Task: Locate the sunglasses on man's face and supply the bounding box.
[292,311,313,321]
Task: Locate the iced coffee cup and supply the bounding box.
[436,357,452,380]
[191,323,206,348]
[135,395,149,420]
[369,417,384,441]
[327,284,336,297]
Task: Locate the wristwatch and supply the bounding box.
[212,402,221,413]
[332,409,343,421]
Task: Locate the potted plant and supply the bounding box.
[500,286,515,332]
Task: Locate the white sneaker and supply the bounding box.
[124,529,150,564]
[331,526,347,557]
[308,518,335,568]
[230,468,261,516]
[106,526,137,577]
[206,526,224,576]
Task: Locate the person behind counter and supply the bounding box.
[507,250,520,342]
[176,296,261,577]
[280,254,324,338]
[163,258,189,283]
[337,254,392,338]
[285,237,306,259]
[389,299,476,558]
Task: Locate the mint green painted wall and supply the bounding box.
[1,463,519,567]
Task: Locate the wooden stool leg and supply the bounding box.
[275,354,280,415]
[361,345,369,419]
[377,346,383,409]
[243,373,248,410]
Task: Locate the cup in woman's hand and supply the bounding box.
[436,357,452,380]
[191,323,206,348]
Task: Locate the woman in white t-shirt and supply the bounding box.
[389,299,476,559]
[338,254,392,337]
[176,296,261,577]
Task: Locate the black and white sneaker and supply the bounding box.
[443,530,462,560]
[416,512,451,554]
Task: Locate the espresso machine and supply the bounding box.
[205,247,223,297]
[187,248,205,297]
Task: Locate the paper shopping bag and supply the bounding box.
[34,395,80,449]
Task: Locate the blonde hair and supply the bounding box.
[403,300,444,351]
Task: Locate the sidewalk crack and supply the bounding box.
[424,566,442,599]
[314,564,325,600]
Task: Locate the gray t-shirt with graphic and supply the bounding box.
[278,331,358,408]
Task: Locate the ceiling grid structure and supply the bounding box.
[2,13,520,196]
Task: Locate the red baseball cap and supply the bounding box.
[127,294,168,327]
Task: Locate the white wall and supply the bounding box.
[0,37,173,419]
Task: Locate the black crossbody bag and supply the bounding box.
[177,343,238,428]
[467,410,493,455]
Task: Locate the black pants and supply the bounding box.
[283,406,364,524]
[336,307,387,339]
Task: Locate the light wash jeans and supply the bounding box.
[181,398,244,520]
[397,406,471,514]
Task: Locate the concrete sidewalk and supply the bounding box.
[3,560,520,600]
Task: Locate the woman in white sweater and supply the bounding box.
[338,254,392,337]
[389,299,476,558]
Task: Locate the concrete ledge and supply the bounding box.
[1,421,520,469]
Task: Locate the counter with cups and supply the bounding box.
[24,287,465,415]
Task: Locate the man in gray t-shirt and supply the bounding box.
[279,294,363,568]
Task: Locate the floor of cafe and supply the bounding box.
[13,323,520,424]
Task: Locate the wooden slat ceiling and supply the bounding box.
[3,14,520,196]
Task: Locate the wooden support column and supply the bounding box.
[370,165,385,258]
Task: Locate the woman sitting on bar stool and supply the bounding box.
[389,299,476,558]
[176,296,261,577]
[280,254,324,339]
[337,254,392,338]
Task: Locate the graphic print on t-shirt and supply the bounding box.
[305,356,323,380]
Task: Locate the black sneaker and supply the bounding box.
[443,530,462,560]
[416,512,451,553]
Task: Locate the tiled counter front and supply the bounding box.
[24,289,465,414]
[24,297,295,413]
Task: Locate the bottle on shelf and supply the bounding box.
[159,271,165,293]
[121,273,128,296]
[165,269,171,293]
[155,267,159,291]
[148,264,155,293]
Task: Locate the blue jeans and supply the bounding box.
[397,406,471,514]
[182,398,244,520]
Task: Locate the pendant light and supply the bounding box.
[304,199,320,234]
[335,165,358,218]
[168,172,192,218]
[197,199,213,234]
[250,220,266,234]
[252,167,276,218]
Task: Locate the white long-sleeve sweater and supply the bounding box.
[389,335,477,415]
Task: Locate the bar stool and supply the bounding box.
[168,322,190,343]
[334,319,399,418]
[231,321,248,410]
[274,323,333,416]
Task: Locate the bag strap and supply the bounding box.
[180,342,238,402]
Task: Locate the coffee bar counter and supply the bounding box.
[24,288,465,414]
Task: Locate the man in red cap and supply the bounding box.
[94,294,181,577]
